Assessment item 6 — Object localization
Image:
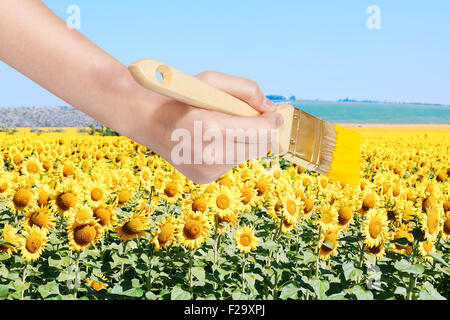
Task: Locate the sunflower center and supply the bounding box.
[56,192,76,211]
[304,198,314,213]
[216,195,230,210]
[255,179,268,196]
[444,218,450,236]
[94,207,111,226]
[73,225,97,246]
[393,186,401,197]
[63,164,75,177]
[25,234,42,254]
[142,171,150,181]
[362,194,376,211]
[118,190,130,204]
[27,162,39,174]
[43,161,51,171]
[91,188,103,201]
[13,188,32,209]
[422,196,435,212]
[37,190,49,206]
[122,219,142,235]
[369,220,382,239]
[158,223,175,244]
[30,211,49,228]
[0,182,8,193]
[338,207,353,225]
[13,154,23,165]
[164,184,178,198]
[183,220,203,240]
[239,234,251,246]
[286,200,296,216]
[322,210,332,223]
[192,198,207,212]
[320,179,328,189]
[241,189,252,205]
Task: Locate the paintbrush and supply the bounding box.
[128,59,361,185]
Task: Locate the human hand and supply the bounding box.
[128,71,284,184]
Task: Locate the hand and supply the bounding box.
[129,71,284,184]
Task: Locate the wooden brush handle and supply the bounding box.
[128,59,260,117]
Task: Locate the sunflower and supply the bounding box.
[181,191,209,214]
[83,180,110,207]
[335,200,355,230]
[303,197,315,216]
[20,156,43,176]
[51,179,83,217]
[0,172,11,198]
[316,204,339,231]
[114,186,136,207]
[0,222,21,257]
[362,209,389,247]
[253,174,274,203]
[116,211,150,242]
[239,181,258,209]
[281,195,302,225]
[419,205,442,240]
[364,240,386,260]
[86,274,108,291]
[19,225,48,262]
[319,227,340,260]
[209,185,243,218]
[216,211,239,233]
[360,190,381,213]
[160,178,184,204]
[235,225,258,253]
[67,218,102,252]
[8,183,36,213]
[93,205,118,232]
[418,239,436,261]
[35,183,53,207]
[176,210,211,249]
[60,160,78,178]
[23,205,56,231]
[442,212,450,242]
[389,224,413,255]
[151,214,178,251]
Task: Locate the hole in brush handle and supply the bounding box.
[155,64,172,85]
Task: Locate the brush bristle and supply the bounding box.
[318,124,361,185]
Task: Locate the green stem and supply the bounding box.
[20,262,28,300]
[120,241,128,278]
[315,226,322,277]
[188,249,195,294]
[74,252,80,298]
[146,245,155,291]
[241,253,247,293]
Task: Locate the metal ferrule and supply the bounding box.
[281,108,325,172]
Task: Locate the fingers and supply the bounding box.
[195,71,277,113]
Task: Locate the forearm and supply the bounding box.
[0,0,156,138]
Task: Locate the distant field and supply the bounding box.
[292,101,450,124]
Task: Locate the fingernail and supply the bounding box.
[261,98,276,112]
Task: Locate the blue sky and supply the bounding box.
[1,0,449,107]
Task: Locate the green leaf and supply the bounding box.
[302,251,317,264]
[191,267,205,284]
[38,281,60,298]
[394,259,425,274]
[261,240,278,251]
[310,278,329,300]
[323,240,334,250]
[352,285,374,300]
[279,283,300,299]
[418,282,446,300]
[171,286,192,300]
[0,265,8,278]
[327,292,347,300]
[0,239,14,247]
[427,252,450,267]
[122,288,143,298]
[13,279,29,292]
[389,237,412,246]
[0,285,8,298]
[231,291,248,300]
[145,291,158,300]
[342,262,362,281]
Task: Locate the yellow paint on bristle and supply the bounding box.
[327,125,361,185]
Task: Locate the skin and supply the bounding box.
[0,0,283,184]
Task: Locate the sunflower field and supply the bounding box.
[0,128,448,300]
